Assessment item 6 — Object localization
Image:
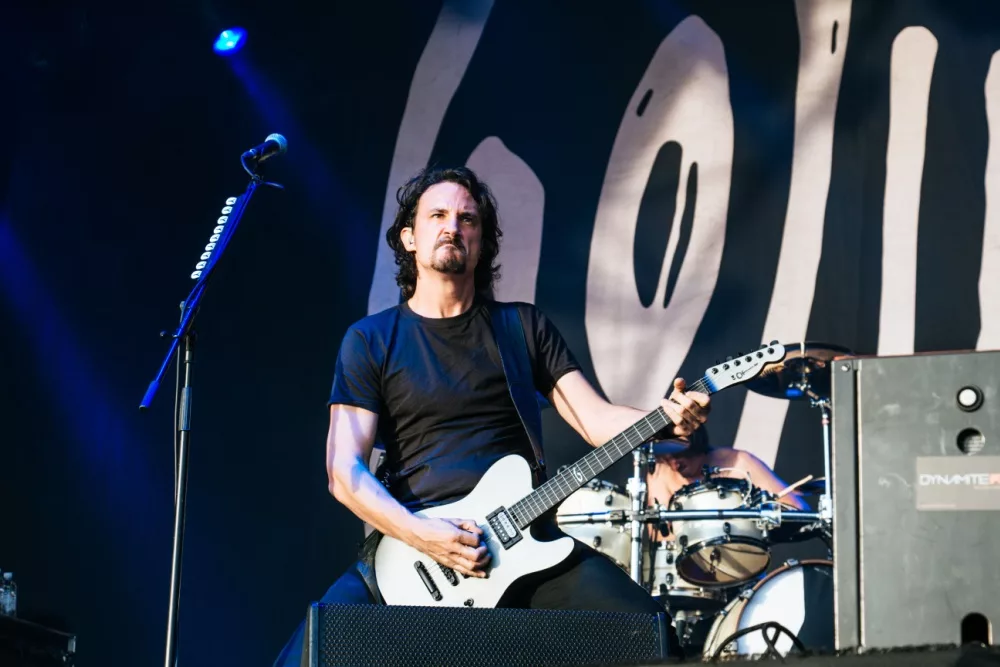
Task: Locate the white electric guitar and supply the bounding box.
[373,342,786,607]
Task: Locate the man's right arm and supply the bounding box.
[325,403,490,577]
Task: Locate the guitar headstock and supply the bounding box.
[703,341,787,392]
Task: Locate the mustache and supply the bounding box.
[435,236,465,250]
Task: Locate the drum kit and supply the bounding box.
[555,343,850,659]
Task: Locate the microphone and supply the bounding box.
[241,133,287,164]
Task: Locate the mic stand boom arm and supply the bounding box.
[139,163,282,667]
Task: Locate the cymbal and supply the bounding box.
[744,342,853,400]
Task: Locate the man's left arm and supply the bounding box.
[546,370,710,447]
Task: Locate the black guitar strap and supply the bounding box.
[486,301,548,485]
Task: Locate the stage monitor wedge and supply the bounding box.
[301,603,671,666]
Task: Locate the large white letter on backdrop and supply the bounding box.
[585,16,733,410]
[733,0,852,466]
[978,51,1000,350]
[878,26,938,356]
[368,0,494,315]
[466,137,545,304]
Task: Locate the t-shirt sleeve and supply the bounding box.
[328,326,383,413]
[523,304,581,396]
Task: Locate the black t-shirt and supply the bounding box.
[329,298,580,510]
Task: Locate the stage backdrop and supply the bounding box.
[1,1,998,666]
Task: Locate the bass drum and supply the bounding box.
[702,560,834,659]
[556,479,631,568]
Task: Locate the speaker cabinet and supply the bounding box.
[831,350,1000,650]
[301,603,671,666]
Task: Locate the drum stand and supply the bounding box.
[813,395,833,525]
[626,445,650,583]
[770,344,844,545]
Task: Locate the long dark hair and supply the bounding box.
[386,166,503,300]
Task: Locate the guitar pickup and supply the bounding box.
[486,507,522,549]
[413,561,442,601]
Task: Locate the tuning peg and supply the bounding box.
[770,339,779,345]
[715,359,720,365]
[759,344,768,350]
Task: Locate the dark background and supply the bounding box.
[2,1,997,665]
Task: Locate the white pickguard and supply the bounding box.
[373,455,575,608]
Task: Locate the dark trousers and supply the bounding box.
[272,536,680,667]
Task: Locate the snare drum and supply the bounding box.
[668,477,769,587]
[556,479,631,568]
[643,540,727,612]
[702,560,834,658]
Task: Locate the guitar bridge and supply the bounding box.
[486,507,522,549]
[413,561,442,601]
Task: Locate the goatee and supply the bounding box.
[431,255,467,274]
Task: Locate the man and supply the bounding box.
[273,166,710,665]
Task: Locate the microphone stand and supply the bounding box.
[139,155,283,667]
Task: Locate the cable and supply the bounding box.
[709,621,808,662]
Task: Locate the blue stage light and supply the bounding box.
[214,28,246,55]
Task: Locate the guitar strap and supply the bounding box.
[486,300,549,485]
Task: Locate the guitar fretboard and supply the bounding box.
[508,376,714,528]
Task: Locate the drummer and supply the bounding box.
[646,426,809,540]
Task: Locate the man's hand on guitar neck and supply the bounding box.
[661,377,711,438]
[411,517,491,578]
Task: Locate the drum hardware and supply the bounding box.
[626,445,650,583]
[815,395,833,523]
[556,508,824,525]
[745,342,853,531]
[554,510,628,524]
[671,608,719,653]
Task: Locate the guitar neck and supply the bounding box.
[509,375,714,528]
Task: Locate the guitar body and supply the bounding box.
[374,455,575,608]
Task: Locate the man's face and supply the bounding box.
[403,181,482,279]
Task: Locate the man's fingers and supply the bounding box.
[452,557,487,577]
[668,385,711,423]
[457,544,488,562]
[661,401,691,434]
[456,519,483,535]
[691,391,711,409]
[671,389,698,411]
[662,399,700,434]
[455,531,480,548]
